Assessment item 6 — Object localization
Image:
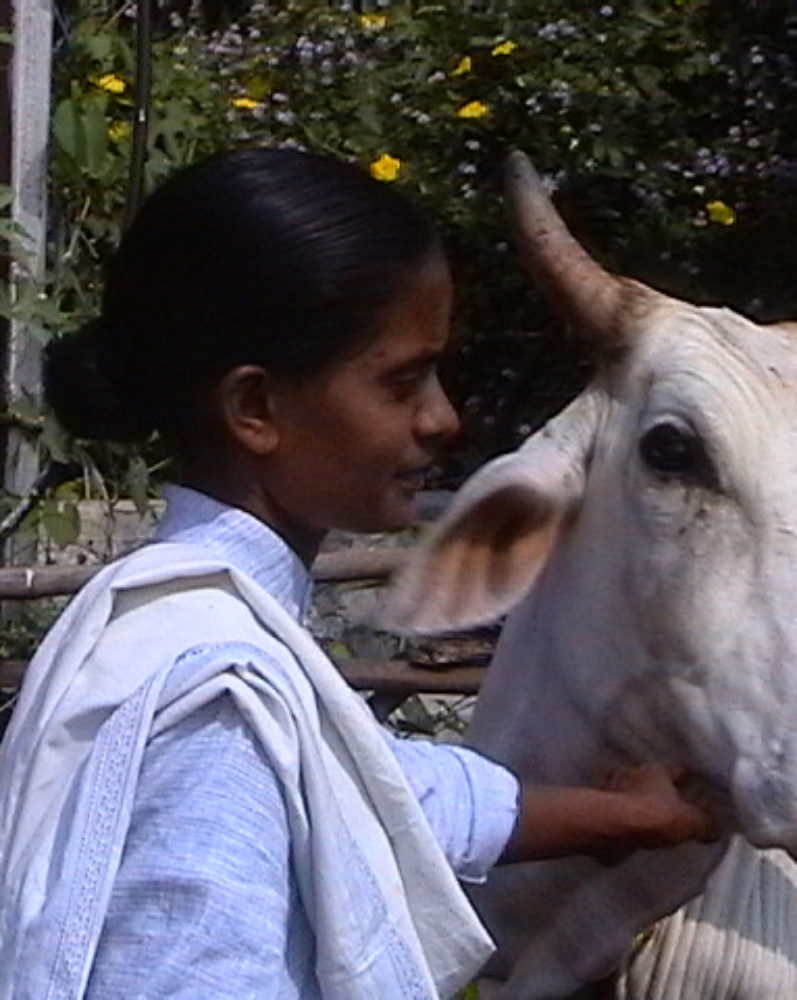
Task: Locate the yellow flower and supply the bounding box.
[359,13,387,30]
[706,199,736,226]
[231,96,261,110]
[95,73,126,94]
[107,120,131,143]
[370,153,402,183]
[456,100,489,120]
[491,40,518,57]
[451,55,472,77]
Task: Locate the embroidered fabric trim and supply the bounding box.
[50,678,160,998]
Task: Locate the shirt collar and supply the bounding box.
[153,484,312,621]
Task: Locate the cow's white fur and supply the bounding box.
[385,240,797,997]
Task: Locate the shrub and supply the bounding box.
[29,0,797,481]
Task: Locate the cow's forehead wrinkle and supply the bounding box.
[640,364,766,473]
[644,303,797,387]
[595,299,797,394]
[596,306,797,497]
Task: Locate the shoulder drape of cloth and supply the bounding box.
[0,542,494,1000]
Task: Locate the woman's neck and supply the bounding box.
[178,467,326,568]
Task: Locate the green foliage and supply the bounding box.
[0,184,84,547]
[35,489,82,548]
[13,0,797,494]
[0,180,144,548]
[52,2,725,290]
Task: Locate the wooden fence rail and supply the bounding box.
[0,657,484,696]
[0,546,488,702]
[0,546,411,600]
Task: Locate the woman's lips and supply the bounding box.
[395,467,430,490]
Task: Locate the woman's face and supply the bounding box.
[262,253,459,548]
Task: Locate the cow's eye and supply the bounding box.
[639,422,716,485]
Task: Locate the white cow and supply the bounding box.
[385,152,797,999]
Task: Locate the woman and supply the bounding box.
[0,148,715,1000]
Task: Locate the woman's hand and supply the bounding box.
[498,761,720,866]
[603,761,719,849]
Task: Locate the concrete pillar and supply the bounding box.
[2,0,52,564]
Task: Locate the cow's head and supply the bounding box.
[385,152,797,852]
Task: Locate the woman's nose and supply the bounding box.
[416,378,460,443]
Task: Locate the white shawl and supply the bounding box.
[0,542,493,999]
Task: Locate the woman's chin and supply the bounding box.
[360,499,418,535]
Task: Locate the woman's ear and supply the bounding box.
[215,365,280,455]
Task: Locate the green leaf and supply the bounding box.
[631,64,663,98]
[0,219,23,245]
[52,94,110,177]
[84,34,113,63]
[52,98,85,162]
[356,105,382,136]
[150,99,200,161]
[40,498,81,548]
[394,695,437,736]
[41,412,74,465]
[327,641,352,661]
[125,455,150,515]
[82,98,111,177]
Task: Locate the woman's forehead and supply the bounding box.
[359,264,452,361]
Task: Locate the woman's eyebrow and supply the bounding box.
[382,353,440,377]
[393,346,444,367]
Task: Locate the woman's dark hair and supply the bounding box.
[44,147,441,442]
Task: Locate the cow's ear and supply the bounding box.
[382,408,592,634]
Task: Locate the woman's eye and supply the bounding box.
[639,422,717,486]
[394,371,424,385]
[389,364,436,390]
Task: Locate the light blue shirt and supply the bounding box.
[85,486,519,999]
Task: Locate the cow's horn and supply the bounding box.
[505,150,651,346]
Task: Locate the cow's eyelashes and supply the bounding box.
[639,421,717,486]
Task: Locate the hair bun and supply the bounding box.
[43,319,155,442]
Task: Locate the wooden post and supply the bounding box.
[2,0,52,565]
[0,0,12,354]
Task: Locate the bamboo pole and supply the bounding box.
[0,546,411,599]
[0,545,489,699]
[0,656,484,694]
